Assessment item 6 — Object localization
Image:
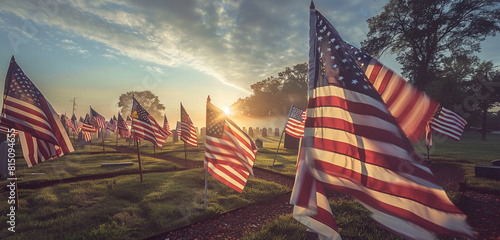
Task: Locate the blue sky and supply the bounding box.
[0,0,498,127]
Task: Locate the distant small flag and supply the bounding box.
[284,105,306,138]
[430,107,467,141]
[64,114,78,135]
[0,56,74,167]
[180,103,198,147]
[205,98,258,192]
[163,114,173,136]
[130,97,168,148]
[90,107,106,129]
[79,114,98,133]
[106,116,117,132]
[117,113,130,138]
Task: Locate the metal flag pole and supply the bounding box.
[272,105,295,167]
[102,128,105,155]
[136,137,143,183]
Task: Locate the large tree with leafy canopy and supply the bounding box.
[117,91,165,120]
[362,0,500,90]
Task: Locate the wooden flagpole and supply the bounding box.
[102,129,105,155]
[136,138,143,183]
[271,130,286,167]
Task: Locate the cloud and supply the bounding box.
[0,0,388,94]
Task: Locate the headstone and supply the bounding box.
[284,132,300,149]
[248,127,254,138]
[262,128,267,137]
[475,165,500,180]
[200,127,206,139]
[275,128,280,136]
[492,159,500,166]
[172,131,179,143]
[255,139,263,149]
[255,127,260,136]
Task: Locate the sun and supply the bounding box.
[222,106,231,115]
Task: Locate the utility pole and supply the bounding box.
[71,98,77,116]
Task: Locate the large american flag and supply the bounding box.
[430,107,467,141]
[284,105,306,138]
[117,113,130,138]
[180,103,198,147]
[290,7,474,240]
[344,44,439,142]
[0,56,74,167]
[130,97,168,148]
[163,114,173,136]
[205,99,258,193]
[90,107,106,130]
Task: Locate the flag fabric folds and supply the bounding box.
[290,7,474,240]
[163,114,173,136]
[180,103,198,147]
[90,107,106,129]
[430,107,467,141]
[130,97,168,148]
[0,56,74,167]
[78,115,95,142]
[117,113,130,138]
[284,105,307,138]
[204,99,258,193]
[344,44,439,142]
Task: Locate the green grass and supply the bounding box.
[0,169,289,239]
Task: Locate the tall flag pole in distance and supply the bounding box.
[272,105,306,167]
[204,96,258,207]
[0,56,74,167]
[290,3,475,239]
[91,106,106,154]
[180,103,198,167]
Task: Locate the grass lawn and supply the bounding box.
[0,169,289,239]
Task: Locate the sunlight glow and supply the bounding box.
[222,106,231,115]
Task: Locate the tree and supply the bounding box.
[118,91,165,120]
[231,63,308,117]
[362,0,500,90]
[465,62,500,140]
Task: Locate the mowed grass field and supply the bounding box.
[0,131,499,239]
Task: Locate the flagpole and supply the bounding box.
[272,105,294,167]
[204,96,210,209]
[184,142,188,167]
[136,137,143,183]
[102,129,105,155]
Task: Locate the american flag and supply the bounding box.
[180,103,198,147]
[430,107,467,141]
[344,44,439,142]
[205,99,258,193]
[0,124,18,136]
[106,116,117,132]
[290,7,474,240]
[90,107,106,129]
[284,105,306,138]
[64,114,78,135]
[0,56,74,167]
[163,114,173,136]
[117,113,130,138]
[130,97,168,148]
[78,115,94,142]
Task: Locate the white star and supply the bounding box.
[327,48,331,51]
[335,45,340,50]
[330,38,336,43]
[330,56,335,60]
[327,31,331,36]
[352,80,359,85]
[318,36,323,41]
[332,64,338,69]
[363,85,369,90]
[342,59,348,63]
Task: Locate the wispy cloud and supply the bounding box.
[0,0,386,93]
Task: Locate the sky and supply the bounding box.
[0,0,498,128]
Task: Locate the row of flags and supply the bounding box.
[0,3,473,238]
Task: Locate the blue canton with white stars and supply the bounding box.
[8,64,43,107]
[314,11,379,100]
